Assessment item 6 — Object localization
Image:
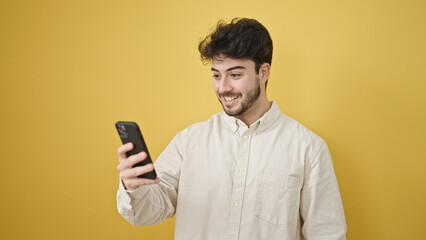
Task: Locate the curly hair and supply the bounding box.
[198,18,273,74]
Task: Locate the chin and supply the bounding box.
[224,107,243,117]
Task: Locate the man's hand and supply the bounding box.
[117,142,160,190]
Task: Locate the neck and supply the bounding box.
[236,95,271,127]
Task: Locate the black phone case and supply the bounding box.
[115,121,157,179]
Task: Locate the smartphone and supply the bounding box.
[115,121,157,179]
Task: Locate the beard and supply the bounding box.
[218,77,261,117]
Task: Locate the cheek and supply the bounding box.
[232,81,248,93]
[212,81,219,93]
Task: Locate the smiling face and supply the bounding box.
[212,55,266,119]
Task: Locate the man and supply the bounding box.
[116,18,347,239]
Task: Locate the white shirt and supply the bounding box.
[117,102,347,239]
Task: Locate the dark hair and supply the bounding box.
[198,18,273,74]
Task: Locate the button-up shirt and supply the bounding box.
[117,102,347,239]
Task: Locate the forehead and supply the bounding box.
[211,55,255,72]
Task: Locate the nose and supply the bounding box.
[217,77,232,93]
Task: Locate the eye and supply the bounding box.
[230,73,241,79]
[212,74,220,80]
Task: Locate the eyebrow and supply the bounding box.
[211,66,246,72]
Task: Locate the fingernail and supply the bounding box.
[147,164,153,170]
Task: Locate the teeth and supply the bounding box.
[224,96,238,101]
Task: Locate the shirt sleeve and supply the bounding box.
[300,141,347,240]
[116,132,184,226]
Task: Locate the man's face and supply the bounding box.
[212,56,261,117]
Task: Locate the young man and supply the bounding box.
[116,18,347,239]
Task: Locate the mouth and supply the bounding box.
[223,95,239,102]
[218,93,241,107]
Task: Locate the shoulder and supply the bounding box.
[274,112,327,159]
[177,112,226,137]
[279,113,323,141]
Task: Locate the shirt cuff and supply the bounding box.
[118,179,152,200]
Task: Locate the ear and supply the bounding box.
[259,63,271,86]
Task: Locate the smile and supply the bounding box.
[224,95,239,101]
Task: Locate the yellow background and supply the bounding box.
[1,0,425,239]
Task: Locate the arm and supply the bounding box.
[300,141,347,240]
[116,133,183,226]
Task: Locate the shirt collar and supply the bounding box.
[222,101,282,135]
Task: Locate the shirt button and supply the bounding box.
[234,202,239,207]
[239,168,244,173]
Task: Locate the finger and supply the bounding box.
[117,142,134,160]
[125,151,147,167]
[123,177,161,190]
[117,152,147,172]
[119,163,154,179]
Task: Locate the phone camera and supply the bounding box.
[118,125,128,139]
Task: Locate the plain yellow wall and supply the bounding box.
[1,0,425,239]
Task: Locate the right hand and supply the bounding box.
[117,142,160,190]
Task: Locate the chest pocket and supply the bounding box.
[255,172,301,225]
